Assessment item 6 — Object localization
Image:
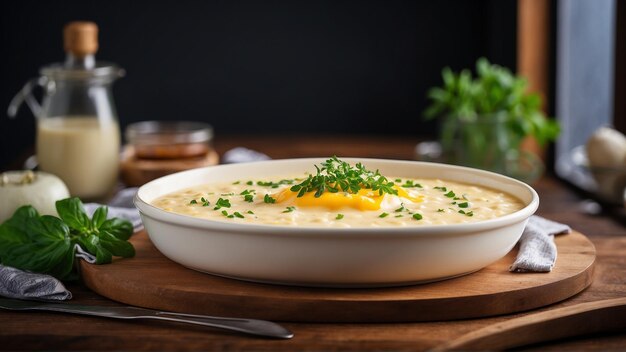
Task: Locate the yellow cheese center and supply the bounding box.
[275,186,423,211]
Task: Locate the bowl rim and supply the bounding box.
[134,158,539,238]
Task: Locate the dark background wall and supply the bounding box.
[0,0,517,168]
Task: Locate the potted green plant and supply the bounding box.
[423,58,560,182]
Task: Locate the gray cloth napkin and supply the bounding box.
[509,216,571,272]
[222,147,271,164]
[0,265,72,301]
[0,188,142,302]
[84,187,143,231]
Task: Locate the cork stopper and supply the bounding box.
[63,21,98,57]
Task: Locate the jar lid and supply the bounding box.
[64,21,99,58]
[125,121,214,146]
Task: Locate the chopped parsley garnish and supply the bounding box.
[189,199,198,205]
[412,213,423,220]
[289,156,398,198]
[336,214,344,220]
[394,204,406,213]
[401,180,423,188]
[221,210,244,219]
[263,194,276,204]
[246,181,253,185]
[379,212,389,218]
[434,186,447,191]
[458,202,469,208]
[395,178,402,183]
[220,193,235,196]
[213,198,231,210]
[247,210,255,214]
[395,214,403,218]
[200,197,210,207]
[437,208,444,212]
[444,190,456,198]
[458,210,474,217]
[232,181,240,185]
[282,206,296,213]
[258,179,294,188]
[240,189,255,203]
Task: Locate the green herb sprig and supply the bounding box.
[290,156,398,198]
[424,58,560,147]
[0,198,135,280]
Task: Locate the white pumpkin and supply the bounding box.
[0,171,70,222]
[586,127,626,168]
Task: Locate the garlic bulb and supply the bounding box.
[0,171,70,223]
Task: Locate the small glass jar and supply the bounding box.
[438,112,544,184]
[121,121,218,186]
[125,121,213,159]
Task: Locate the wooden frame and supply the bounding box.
[517,0,551,158]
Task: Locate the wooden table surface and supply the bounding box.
[1,134,625,351]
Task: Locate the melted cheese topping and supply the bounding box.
[151,175,525,228]
[274,186,423,211]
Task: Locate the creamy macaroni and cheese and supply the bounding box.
[152,159,524,228]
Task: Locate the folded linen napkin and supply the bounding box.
[222,147,271,164]
[509,216,571,272]
[0,265,72,301]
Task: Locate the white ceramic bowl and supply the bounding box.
[135,158,539,287]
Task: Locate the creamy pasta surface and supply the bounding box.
[151,175,525,228]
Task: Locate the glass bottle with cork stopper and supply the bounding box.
[8,21,125,200]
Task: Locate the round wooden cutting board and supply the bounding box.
[80,230,595,323]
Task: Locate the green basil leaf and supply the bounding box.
[56,197,91,232]
[0,206,39,259]
[0,233,72,279]
[3,206,40,234]
[48,244,77,280]
[92,206,108,229]
[77,234,99,256]
[0,208,75,280]
[99,231,136,258]
[78,235,112,264]
[100,218,133,240]
[25,215,70,244]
